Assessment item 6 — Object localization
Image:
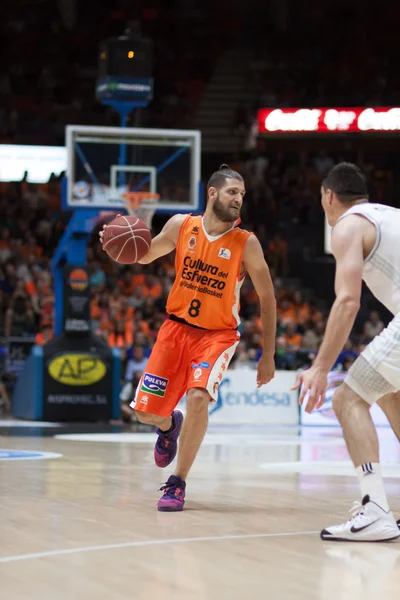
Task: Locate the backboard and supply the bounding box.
[64,125,202,214]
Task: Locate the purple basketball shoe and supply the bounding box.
[157,475,186,511]
[154,410,183,468]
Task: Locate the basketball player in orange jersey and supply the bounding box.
[101,165,276,511]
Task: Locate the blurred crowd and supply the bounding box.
[1,0,398,416]
[0,162,389,417]
[0,0,229,145]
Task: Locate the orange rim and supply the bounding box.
[122,192,160,209]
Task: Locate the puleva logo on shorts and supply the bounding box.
[141,372,169,397]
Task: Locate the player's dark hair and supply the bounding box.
[322,162,369,204]
[207,164,243,190]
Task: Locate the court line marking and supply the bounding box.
[259,461,400,477]
[0,530,319,564]
[0,420,62,428]
[54,432,346,446]
[0,451,62,462]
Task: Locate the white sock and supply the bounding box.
[356,462,390,512]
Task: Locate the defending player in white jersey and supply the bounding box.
[295,162,400,542]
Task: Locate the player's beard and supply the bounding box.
[212,193,240,223]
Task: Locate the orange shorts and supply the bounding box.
[130,319,239,417]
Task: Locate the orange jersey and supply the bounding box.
[166,215,252,330]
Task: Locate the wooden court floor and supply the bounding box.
[1,423,399,600]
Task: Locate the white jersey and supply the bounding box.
[337,202,400,315]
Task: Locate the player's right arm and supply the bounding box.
[294,215,364,412]
[137,213,187,264]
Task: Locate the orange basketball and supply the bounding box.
[102,215,151,264]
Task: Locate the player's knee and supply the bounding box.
[332,386,346,419]
[332,384,368,421]
[186,388,210,414]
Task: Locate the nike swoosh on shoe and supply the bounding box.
[350,519,379,533]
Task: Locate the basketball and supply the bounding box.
[102,215,151,264]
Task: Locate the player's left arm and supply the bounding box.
[242,235,276,386]
[312,217,364,374]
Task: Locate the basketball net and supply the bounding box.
[122,192,159,229]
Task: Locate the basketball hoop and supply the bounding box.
[122,192,159,229]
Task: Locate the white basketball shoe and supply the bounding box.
[321,495,400,542]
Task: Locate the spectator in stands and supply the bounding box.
[283,322,303,369]
[132,309,150,336]
[244,150,270,203]
[267,232,289,277]
[120,371,141,423]
[118,269,136,296]
[130,286,145,309]
[142,296,158,321]
[118,296,134,324]
[88,259,106,289]
[125,345,148,383]
[143,274,162,299]
[334,338,359,370]
[275,336,290,370]
[277,297,296,325]
[308,302,324,325]
[363,310,384,340]
[230,341,251,369]
[127,330,152,358]
[0,229,11,262]
[0,263,17,307]
[162,253,176,278]
[0,373,10,415]
[109,287,122,313]
[302,320,322,351]
[108,319,133,353]
[341,355,356,373]
[284,322,303,348]
[131,263,146,287]
[21,235,43,260]
[148,313,166,342]
[293,290,310,326]
[234,347,255,369]
[4,280,35,336]
[90,290,109,332]
[313,150,334,177]
[36,323,53,345]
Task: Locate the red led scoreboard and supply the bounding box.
[257,107,400,134]
[257,106,400,253]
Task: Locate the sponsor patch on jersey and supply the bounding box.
[218,248,231,259]
[141,373,169,397]
[192,362,210,369]
[193,368,202,380]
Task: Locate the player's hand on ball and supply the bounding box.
[99,215,121,247]
[99,223,107,246]
[257,352,275,388]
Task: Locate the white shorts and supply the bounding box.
[345,312,400,404]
